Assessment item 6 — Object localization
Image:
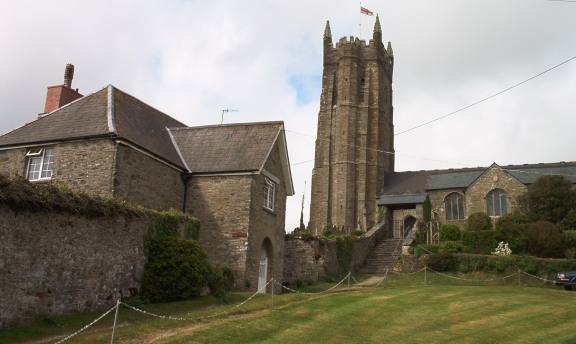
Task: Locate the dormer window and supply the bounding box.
[26,148,54,181]
[263,177,276,211]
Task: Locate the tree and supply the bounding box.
[519,175,576,223]
[423,195,432,223]
[526,221,564,258]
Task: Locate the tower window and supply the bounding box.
[26,148,54,181]
[486,189,508,217]
[445,192,465,220]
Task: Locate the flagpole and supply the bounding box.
[359,1,362,38]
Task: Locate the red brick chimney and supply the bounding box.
[43,64,83,113]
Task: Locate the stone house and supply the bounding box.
[378,162,576,236]
[0,65,294,291]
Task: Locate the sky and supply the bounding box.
[1,0,575,231]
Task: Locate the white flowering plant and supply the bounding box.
[492,241,512,256]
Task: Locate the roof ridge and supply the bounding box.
[168,121,284,131]
[110,85,188,128]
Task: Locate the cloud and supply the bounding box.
[1,0,575,231]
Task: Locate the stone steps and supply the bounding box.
[360,238,401,274]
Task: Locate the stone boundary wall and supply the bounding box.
[283,222,386,283]
[0,205,152,326]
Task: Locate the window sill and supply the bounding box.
[262,206,276,215]
[29,178,53,183]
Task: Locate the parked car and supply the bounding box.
[555,272,576,290]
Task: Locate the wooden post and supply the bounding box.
[110,299,120,344]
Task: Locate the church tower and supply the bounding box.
[309,17,395,233]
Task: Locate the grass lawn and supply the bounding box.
[3,273,576,343]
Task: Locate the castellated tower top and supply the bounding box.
[322,17,394,80]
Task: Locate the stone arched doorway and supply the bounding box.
[257,238,273,293]
[403,216,417,238]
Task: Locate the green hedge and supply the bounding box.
[440,224,461,241]
[461,230,497,254]
[440,253,576,276]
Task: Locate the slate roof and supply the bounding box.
[0,87,110,147]
[0,85,188,169]
[379,162,576,205]
[169,122,284,174]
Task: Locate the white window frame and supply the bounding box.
[263,177,276,211]
[26,148,54,182]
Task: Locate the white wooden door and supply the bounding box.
[257,249,268,293]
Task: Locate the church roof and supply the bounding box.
[379,161,576,205]
[0,85,188,169]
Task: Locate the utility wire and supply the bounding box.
[394,54,576,136]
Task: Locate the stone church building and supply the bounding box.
[0,65,294,291]
[309,17,576,237]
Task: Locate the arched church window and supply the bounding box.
[486,189,508,217]
[445,192,465,220]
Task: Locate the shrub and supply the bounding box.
[414,224,427,245]
[414,244,440,258]
[560,209,576,232]
[462,230,496,254]
[336,236,354,274]
[494,212,529,254]
[427,253,458,271]
[467,212,492,231]
[526,221,565,258]
[440,240,464,253]
[519,175,576,223]
[440,224,461,241]
[208,265,235,302]
[142,236,211,302]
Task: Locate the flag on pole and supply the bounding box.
[360,6,374,16]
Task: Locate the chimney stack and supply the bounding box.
[43,64,83,114]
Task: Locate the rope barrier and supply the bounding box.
[519,271,557,283]
[122,279,273,322]
[375,269,389,287]
[426,268,518,282]
[278,272,352,295]
[53,304,117,344]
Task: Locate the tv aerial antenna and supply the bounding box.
[220,108,239,125]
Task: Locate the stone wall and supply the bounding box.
[283,239,326,284]
[0,205,149,326]
[113,143,185,211]
[0,139,116,197]
[186,175,253,286]
[283,222,386,283]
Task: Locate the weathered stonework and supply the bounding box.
[426,166,528,228]
[113,143,185,211]
[283,239,326,283]
[186,175,252,283]
[310,21,394,233]
[0,206,149,326]
[0,139,116,197]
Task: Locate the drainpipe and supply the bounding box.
[181,173,191,213]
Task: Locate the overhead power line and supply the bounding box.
[394,54,576,136]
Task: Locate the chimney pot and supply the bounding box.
[64,64,74,88]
